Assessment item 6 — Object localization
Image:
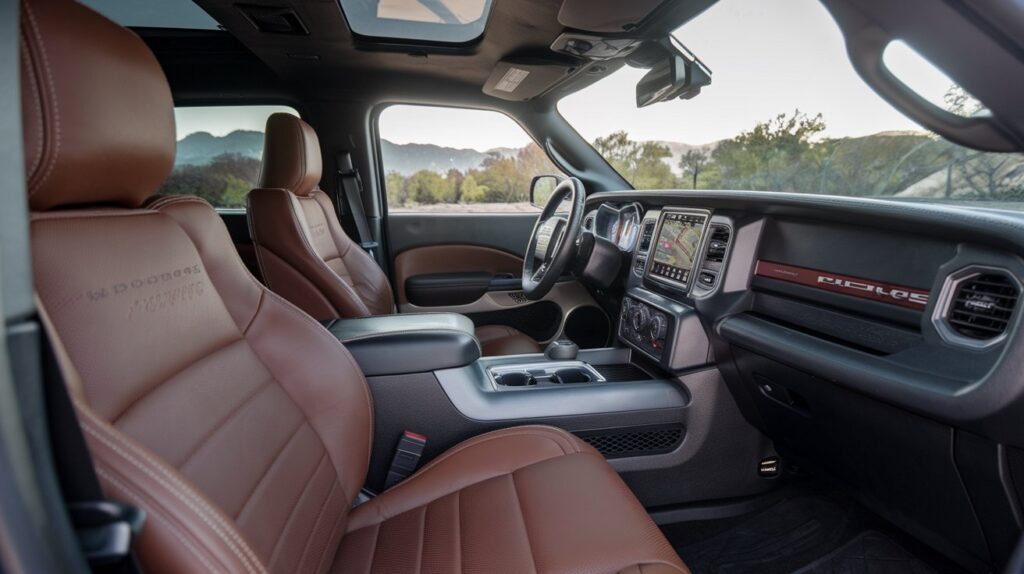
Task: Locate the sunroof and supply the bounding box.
[81,0,221,30]
[339,0,493,43]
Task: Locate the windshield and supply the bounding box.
[557,0,1024,209]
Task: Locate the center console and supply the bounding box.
[322,313,479,376]
[616,207,717,372]
[321,310,698,506]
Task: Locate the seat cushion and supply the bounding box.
[475,324,543,356]
[332,426,688,574]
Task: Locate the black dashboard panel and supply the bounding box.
[590,189,1024,441]
[587,190,1024,572]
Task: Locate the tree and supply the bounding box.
[476,152,530,203]
[944,85,983,117]
[158,153,261,208]
[937,84,1020,200]
[678,149,709,189]
[445,168,464,203]
[406,170,448,204]
[711,110,826,192]
[459,175,488,203]
[385,171,409,206]
[592,131,675,189]
[593,131,640,179]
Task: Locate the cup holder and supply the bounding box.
[496,372,537,387]
[489,361,604,389]
[552,368,592,384]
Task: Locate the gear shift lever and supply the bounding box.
[545,338,579,361]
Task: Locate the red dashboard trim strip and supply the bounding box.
[754,260,930,310]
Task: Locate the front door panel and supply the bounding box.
[387,212,603,344]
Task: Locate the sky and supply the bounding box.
[175,0,960,150]
[558,0,954,146]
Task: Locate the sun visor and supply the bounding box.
[558,0,666,33]
[483,60,575,101]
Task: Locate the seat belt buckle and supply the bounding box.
[360,240,379,257]
[384,431,427,489]
[69,500,145,566]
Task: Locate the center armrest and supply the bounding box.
[322,313,481,377]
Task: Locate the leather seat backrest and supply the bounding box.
[248,114,394,321]
[22,1,372,571]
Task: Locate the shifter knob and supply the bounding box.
[545,339,579,361]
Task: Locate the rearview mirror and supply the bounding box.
[530,175,563,208]
[636,37,711,108]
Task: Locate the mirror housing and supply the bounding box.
[530,175,563,208]
[636,37,711,108]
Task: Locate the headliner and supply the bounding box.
[140,0,714,106]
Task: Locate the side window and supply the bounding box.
[158,105,300,209]
[378,105,564,212]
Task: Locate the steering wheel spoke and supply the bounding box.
[532,262,548,282]
[521,178,586,300]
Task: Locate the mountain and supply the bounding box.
[175,130,264,166]
[380,140,496,176]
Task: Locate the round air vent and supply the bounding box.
[934,266,1020,348]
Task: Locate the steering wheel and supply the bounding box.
[522,177,586,300]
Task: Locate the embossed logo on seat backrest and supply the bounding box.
[84,264,203,302]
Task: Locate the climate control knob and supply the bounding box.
[649,314,667,342]
[630,305,650,333]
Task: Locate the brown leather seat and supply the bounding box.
[21,1,688,573]
[247,115,542,356]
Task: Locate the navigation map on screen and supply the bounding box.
[649,212,706,285]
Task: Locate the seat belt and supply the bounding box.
[336,151,379,262]
[41,332,145,573]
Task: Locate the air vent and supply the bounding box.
[947,273,1018,340]
[704,225,731,263]
[638,220,656,253]
[237,5,309,35]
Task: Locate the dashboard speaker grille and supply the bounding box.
[577,426,684,459]
[948,273,1018,339]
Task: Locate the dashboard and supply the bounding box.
[582,190,1024,572]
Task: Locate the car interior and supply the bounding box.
[2,0,1024,573]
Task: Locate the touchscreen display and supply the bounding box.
[650,212,706,285]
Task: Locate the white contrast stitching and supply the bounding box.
[97,468,223,574]
[22,2,60,194]
[77,408,265,573]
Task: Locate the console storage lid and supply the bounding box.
[323,313,480,376]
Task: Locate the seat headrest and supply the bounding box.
[20,0,175,211]
[258,113,323,196]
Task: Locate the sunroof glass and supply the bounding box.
[81,0,220,30]
[339,0,493,43]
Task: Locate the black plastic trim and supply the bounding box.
[405,272,491,307]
